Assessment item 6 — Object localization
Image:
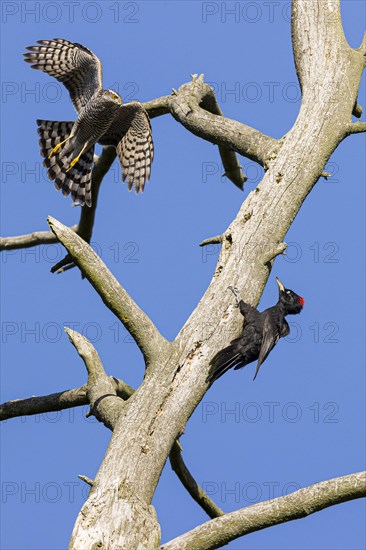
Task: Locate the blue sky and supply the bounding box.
[1,1,365,549]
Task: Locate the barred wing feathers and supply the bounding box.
[99,102,154,193]
[24,38,102,113]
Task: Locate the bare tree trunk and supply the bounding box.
[64,1,365,547]
[1,1,365,548]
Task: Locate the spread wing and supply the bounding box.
[24,38,102,113]
[253,313,282,380]
[99,102,154,193]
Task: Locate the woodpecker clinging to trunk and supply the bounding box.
[207,277,304,384]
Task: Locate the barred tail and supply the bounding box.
[206,344,243,385]
[37,120,93,207]
[37,119,74,159]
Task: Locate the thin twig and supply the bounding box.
[199,235,223,247]
[78,475,94,487]
[170,440,224,519]
[321,171,331,179]
[348,121,366,134]
[352,102,363,118]
[262,242,287,264]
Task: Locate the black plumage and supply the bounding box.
[207,277,304,384]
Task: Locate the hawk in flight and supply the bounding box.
[24,38,154,207]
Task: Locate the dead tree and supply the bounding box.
[1,1,365,548]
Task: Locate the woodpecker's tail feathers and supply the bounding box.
[206,345,242,384]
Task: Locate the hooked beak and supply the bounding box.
[275,277,285,292]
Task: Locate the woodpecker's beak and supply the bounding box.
[275,277,285,292]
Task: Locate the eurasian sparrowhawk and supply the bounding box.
[24,38,154,207]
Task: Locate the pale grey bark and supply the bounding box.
[64,328,125,430]
[0,365,221,522]
[1,1,365,548]
[348,121,366,134]
[48,217,170,366]
[0,378,134,421]
[0,229,62,249]
[162,472,366,550]
[144,83,250,189]
[0,81,248,256]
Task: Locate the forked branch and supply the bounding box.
[146,74,278,182]
[1,374,220,521]
[1,79,276,257]
[0,378,134,422]
[48,216,169,364]
[0,146,116,272]
[65,328,124,430]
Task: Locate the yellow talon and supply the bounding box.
[66,155,81,173]
[48,135,73,159]
[48,143,62,159]
[65,143,87,173]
